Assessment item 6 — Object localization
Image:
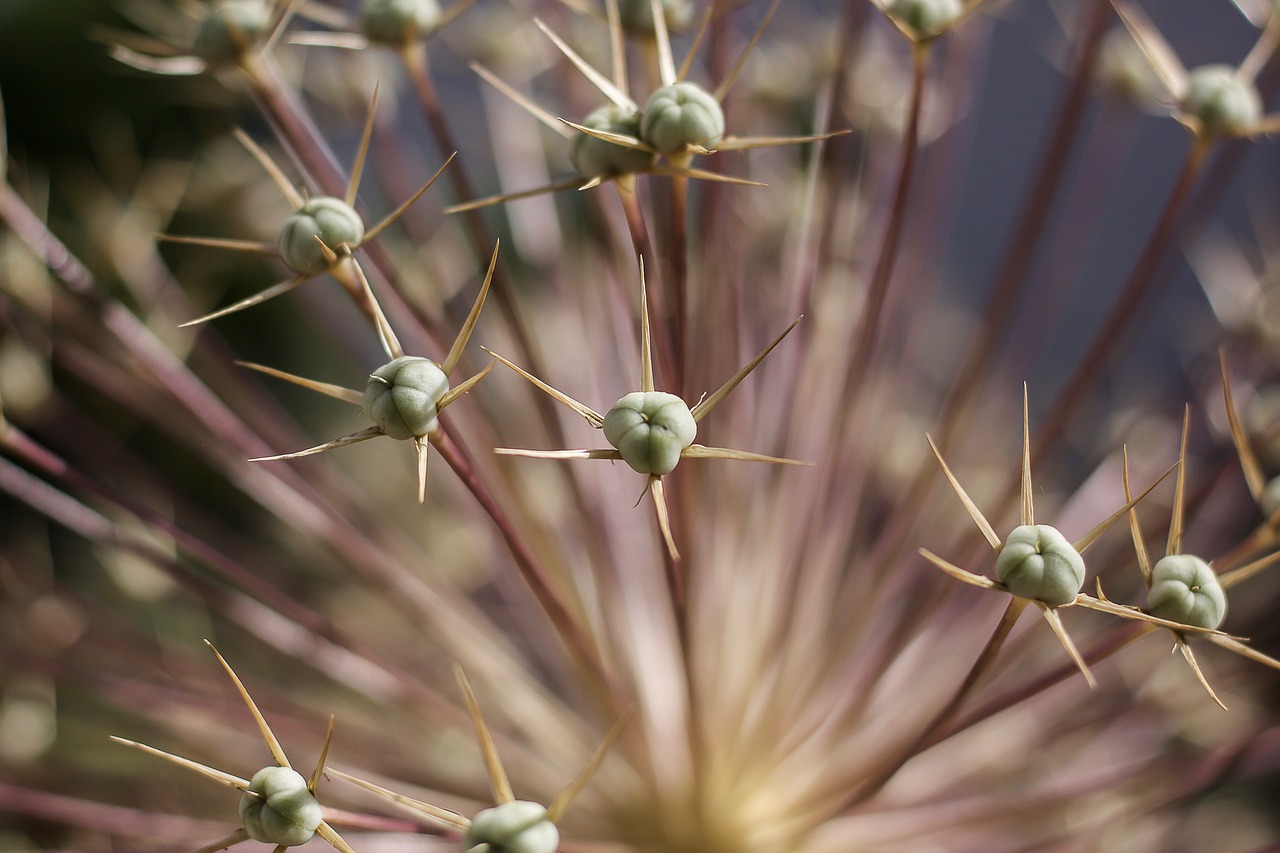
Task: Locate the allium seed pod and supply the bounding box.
[569,105,658,179]
[887,0,963,38]
[603,391,697,476]
[362,356,450,440]
[994,524,1086,607]
[1146,554,1227,630]
[639,82,726,155]
[359,0,443,47]
[238,766,323,847]
[618,0,696,36]
[462,801,559,853]
[278,197,365,276]
[1181,65,1262,138]
[192,0,272,65]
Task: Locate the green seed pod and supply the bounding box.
[192,1,272,66]
[278,197,365,276]
[994,524,1086,607]
[359,0,443,47]
[639,82,726,155]
[462,801,559,853]
[1146,554,1227,630]
[362,356,450,440]
[887,0,963,38]
[238,766,323,848]
[602,391,696,476]
[1181,64,1262,138]
[618,0,696,36]
[569,105,658,178]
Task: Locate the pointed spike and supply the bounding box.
[236,361,364,406]
[690,316,801,422]
[917,548,1001,591]
[1179,640,1228,710]
[205,641,291,769]
[1021,383,1034,526]
[346,83,380,206]
[179,275,309,327]
[1220,350,1266,504]
[437,362,494,413]
[308,715,336,794]
[1036,604,1097,688]
[345,257,404,359]
[154,233,278,255]
[639,258,654,393]
[483,348,605,426]
[547,708,633,823]
[924,435,1002,551]
[649,0,677,86]
[469,62,575,138]
[533,17,638,111]
[109,45,206,75]
[680,444,810,465]
[1220,548,1280,590]
[677,5,715,82]
[1074,461,1179,554]
[260,0,307,56]
[248,426,384,462]
[316,820,358,853]
[559,118,655,152]
[494,448,622,461]
[1238,5,1280,83]
[454,665,515,805]
[645,165,768,187]
[603,0,627,94]
[444,176,591,213]
[1074,593,1229,637]
[443,240,498,376]
[328,769,470,830]
[363,152,457,243]
[1122,447,1152,584]
[711,130,851,151]
[1168,406,1190,558]
[233,128,305,209]
[1111,0,1189,97]
[714,0,782,102]
[651,476,681,562]
[191,827,252,853]
[110,736,249,789]
[1207,632,1280,671]
[415,437,429,504]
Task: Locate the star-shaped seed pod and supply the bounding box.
[449,0,842,212]
[108,0,298,76]
[1080,388,1280,708]
[919,386,1175,687]
[1220,351,1280,523]
[111,641,355,853]
[161,88,450,337]
[488,266,806,561]
[284,0,476,52]
[871,0,998,43]
[332,666,629,852]
[240,244,498,502]
[1112,0,1280,140]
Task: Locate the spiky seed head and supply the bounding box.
[569,105,658,179]
[463,801,559,853]
[603,391,697,475]
[618,0,696,36]
[995,524,1086,608]
[278,197,365,276]
[359,0,443,47]
[1146,554,1227,630]
[639,82,726,155]
[238,766,323,847]
[1181,65,1262,138]
[887,0,963,38]
[363,356,450,440]
[192,0,272,65]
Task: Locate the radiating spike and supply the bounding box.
[155,233,278,255]
[484,348,605,427]
[455,665,515,805]
[1111,0,1190,97]
[1220,350,1266,504]
[917,548,1000,591]
[316,820,358,853]
[415,437,429,504]
[236,361,364,406]
[1036,604,1097,688]
[1074,462,1178,554]
[1168,406,1190,557]
[1122,447,1152,584]
[233,128,305,209]
[690,316,800,422]
[179,275,309,327]
[328,769,470,830]
[1074,593,1231,637]
[346,84,381,206]
[1220,548,1280,590]
[470,62,575,138]
[1021,383,1034,526]
[110,736,249,789]
[651,476,680,561]
[713,0,781,102]
[711,130,850,151]
[494,448,622,461]
[680,445,810,465]
[191,827,251,853]
[559,118,655,153]
[109,45,206,75]
[677,5,714,82]
[533,18,638,111]
[444,240,499,376]
[345,257,403,360]
[546,708,633,823]
[445,177,591,213]
[1207,632,1280,671]
[639,258,654,393]
[308,715,335,794]
[249,426,384,462]
[437,362,494,413]
[206,641,291,769]
[1179,640,1228,710]
[260,0,307,56]
[363,152,456,243]
[924,436,1002,551]
[1238,5,1280,83]
[649,0,677,86]
[603,0,627,94]
[645,166,768,187]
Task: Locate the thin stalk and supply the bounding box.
[667,151,693,396]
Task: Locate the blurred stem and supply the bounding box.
[843,39,928,413]
[668,152,693,396]
[847,595,1029,807]
[429,424,617,702]
[617,179,678,385]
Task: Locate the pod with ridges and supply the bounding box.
[238,766,324,847]
[193,0,272,65]
[462,800,559,853]
[995,524,1086,608]
[1181,65,1262,138]
[363,356,450,440]
[603,391,697,475]
[1146,554,1227,630]
[570,105,657,178]
[360,0,443,47]
[639,82,725,155]
[887,0,963,38]
[278,197,366,276]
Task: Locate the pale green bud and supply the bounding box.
[1146,554,1227,630]
[363,356,450,440]
[360,0,443,47]
[238,766,323,848]
[462,801,559,853]
[1181,65,1262,138]
[193,1,271,65]
[995,524,1086,607]
[603,391,696,475]
[888,0,963,38]
[639,82,725,155]
[278,197,365,275]
[618,0,695,36]
[570,105,657,178]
